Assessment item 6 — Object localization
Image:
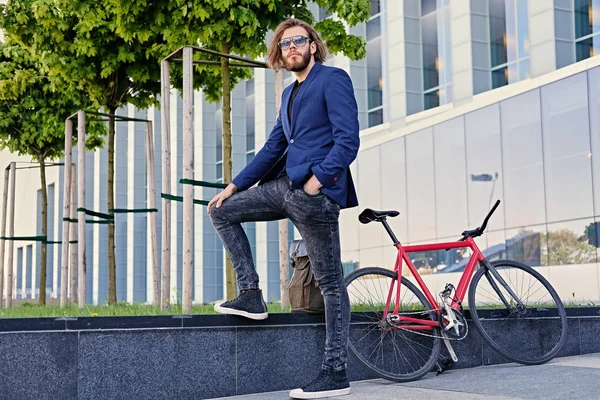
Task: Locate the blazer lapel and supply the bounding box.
[290,62,322,137]
[281,86,292,141]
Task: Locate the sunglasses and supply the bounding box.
[278,35,312,51]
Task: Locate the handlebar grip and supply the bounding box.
[491,199,501,212]
[480,200,501,232]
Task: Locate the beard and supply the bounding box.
[285,49,311,72]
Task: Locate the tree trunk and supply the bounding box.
[221,41,236,301]
[107,108,117,305]
[160,60,172,311]
[5,162,16,307]
[69,164,77,303]
[39,158,48,305]
[0,168,10,306]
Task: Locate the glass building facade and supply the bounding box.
[421,0,452,110]
[366,0,385,125]
[341,67,600,302]
[575,0,600,61]
[404,0,453,114]
[489,0,530,88]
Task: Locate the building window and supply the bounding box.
[245,78,255,163]
[422,0,452,111]
[575,0,600,61]
[489,0,530,89]
[26,245,32,298]
[366,0,385,127]
[17,247,23,299]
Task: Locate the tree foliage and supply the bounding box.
[110,0,370,101]
[2,0,162,112]
[0,42,103,160]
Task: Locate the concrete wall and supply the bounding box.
[0,311,597,399]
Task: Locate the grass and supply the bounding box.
[1,299,593,319]
[0,301,291,319]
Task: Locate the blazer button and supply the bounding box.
[290,139,295,144]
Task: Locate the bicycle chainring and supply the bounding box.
[438,308,468,340]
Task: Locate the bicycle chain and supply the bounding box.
[370,308,470,341]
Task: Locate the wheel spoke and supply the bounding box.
[469,260,567,365]
[346,268,441,381]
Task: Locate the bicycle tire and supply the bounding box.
[345,267,441,382]
[468,259,567,365]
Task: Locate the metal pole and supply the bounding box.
[0,167,9,306]
[160,59,172,311]
[182,46,194,313]
[275,69,290,308]
[69,163,77,302]
[77,110,86,308]
[5,162,16,307]
[60,119,73,306]
[146,121,159,305]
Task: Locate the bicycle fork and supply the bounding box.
[480,259,525,311]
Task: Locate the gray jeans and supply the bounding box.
[209,175,350,372]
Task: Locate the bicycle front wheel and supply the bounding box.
[468,260,567,365]
[345,267,441,382]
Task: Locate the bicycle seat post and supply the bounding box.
[380,217,400,246]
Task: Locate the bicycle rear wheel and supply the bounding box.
[345,267,441,382]
[468,260,567,365]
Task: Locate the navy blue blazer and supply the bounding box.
[232,62,360,209]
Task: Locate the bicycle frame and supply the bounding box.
[384,237,485,331]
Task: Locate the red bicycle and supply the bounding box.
[345,200,567,382]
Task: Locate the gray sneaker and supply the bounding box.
[214,289,268,320]
[289,369,351,399]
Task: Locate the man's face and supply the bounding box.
[280,26,314,72]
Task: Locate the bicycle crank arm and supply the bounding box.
[441,331,458,362]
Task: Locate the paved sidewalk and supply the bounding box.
[212,353,600,400]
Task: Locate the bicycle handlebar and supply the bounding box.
[458,199,501,241]
[480,199,501,233]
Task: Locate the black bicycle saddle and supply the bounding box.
[358,209,399,224]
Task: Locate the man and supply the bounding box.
[208,18,360,399]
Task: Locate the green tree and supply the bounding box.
[111,0,370,302]
[0,40,104,305]
[1,0,166,305]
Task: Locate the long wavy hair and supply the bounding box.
[267,18,328,69]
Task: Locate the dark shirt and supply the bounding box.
[277,80,304,179]
[287,80,304,125]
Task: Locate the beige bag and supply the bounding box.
[288,240,325,314]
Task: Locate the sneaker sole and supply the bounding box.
[214,302,268,320]
[289,387,351,399]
